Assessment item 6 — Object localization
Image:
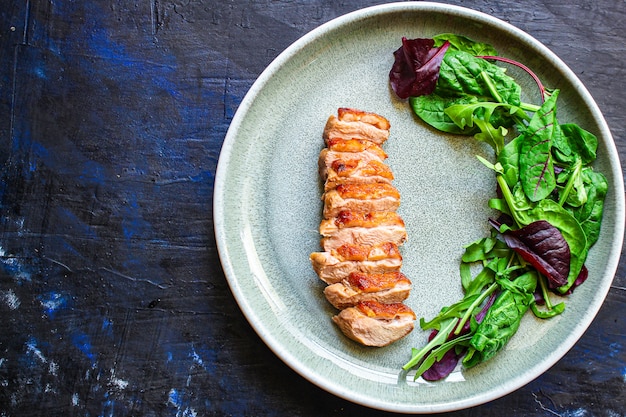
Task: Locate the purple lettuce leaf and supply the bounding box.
[389,37,450,99]
[501,220,571,288]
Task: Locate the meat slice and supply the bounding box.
[310,242,403,284]
[323,108,390,145]
[332,300,416,347]
[324,271,412,309]
[320,211,407,251]
[323,183,400,218]
[326,138,388,160]
[322,158,394,191]
[337,107,391,130]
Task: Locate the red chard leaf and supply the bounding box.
[502,220,571,288]
[389,38,450,99]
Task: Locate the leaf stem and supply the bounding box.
[496,174,524,227]
[478,55,546,101]
[558,159,583,206]
[480,70,504,103]
[403,319,457,370]
[453,282,498,335]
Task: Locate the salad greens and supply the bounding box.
[389,34,607,381]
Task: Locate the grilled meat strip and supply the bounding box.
[320,211,406,252]
[322,183,400,219]
[323,108,391,145]
[324,271,411,309]
[332,300,416,347]
[310,242,403,284]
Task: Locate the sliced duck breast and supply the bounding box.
[322,183,400,219]
[324,271,412,309]
[310,242,403,284]
[332,300,416,347]
[320,211,407,252]
[322,158,394,191]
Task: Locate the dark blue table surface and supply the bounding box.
[1,1,624,416]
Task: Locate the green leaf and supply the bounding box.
[553,123,598,165]
[519,90,560,202]
[409,94,478,134]
[497,135,522,187]
[467,272,537,365]
[568,169,608,248]
[522,199,588,293]
[437,50,522,106]
[433,33,499,56]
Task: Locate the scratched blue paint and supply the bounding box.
[38,291,69,319]
[188,344,217,375]
[101,318,114,337]
[562,408,588,417]
[0,250,32,283]
[608,342,622,358]
[71,331,96,364]
[54,206,99,240]
[121,196,152,243]
[168,388,183,408]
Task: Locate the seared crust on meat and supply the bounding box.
[347,271,411,292]
[333,242,402,262]
[323,272,411,309]
[326,138,388,159]
[319,212,407,252]
[323,158,394,190]
[332,301,416,347]
[320,211,404,232]
[310,251,402,284]
[323,115,390,145]
[337,107,391,130]
[323,184,400,218]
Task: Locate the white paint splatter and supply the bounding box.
[167,389,197,417]
[563,408,588,417]
[190,347,203,366]
[1,289,20,310]
[39,292,66,314]
[109,369,129,390]
[48,360,59,376]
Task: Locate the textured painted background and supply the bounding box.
[0,1,624,416]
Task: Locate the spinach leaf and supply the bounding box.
[433,33,499,56]
[518,91,559,202]
[568,169,608,248]
[497,135,522,188]
[409,93,479,134]
[464,272,537,366]
[553,123,598,166]
[437,50,522,106]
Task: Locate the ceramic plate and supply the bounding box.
[213,2,624,413]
